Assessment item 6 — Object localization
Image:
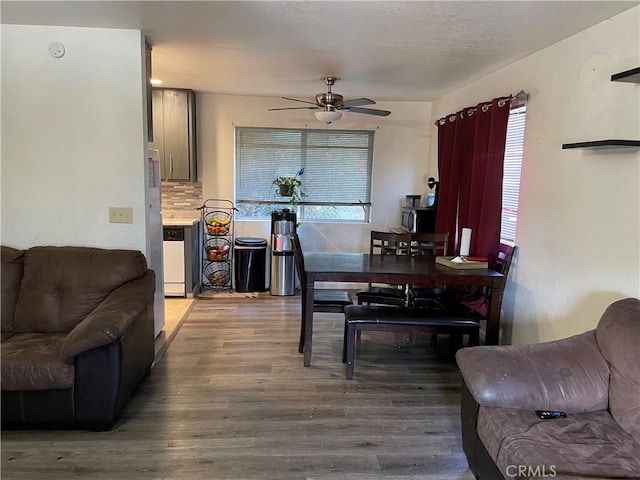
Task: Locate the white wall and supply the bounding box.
[197,94,432,253]
[1,25,150,253]
[429,7,640,344]
[6,12,635,345]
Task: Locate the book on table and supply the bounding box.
[436,256,489,269]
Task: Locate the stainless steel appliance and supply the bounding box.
[270,209,296,296]
[400,207,437,233]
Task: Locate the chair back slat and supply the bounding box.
[370,231,412,256]
[411,232,449,257]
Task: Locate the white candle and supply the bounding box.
[460,228,472,257]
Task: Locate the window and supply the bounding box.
[235,127,374,222]
[500,105,526,244]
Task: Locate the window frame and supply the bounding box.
[234,126,375,223]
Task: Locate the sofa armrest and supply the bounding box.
[60,271,155,363]
[455,330,610,412]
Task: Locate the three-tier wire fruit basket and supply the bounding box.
[199,199,235,291]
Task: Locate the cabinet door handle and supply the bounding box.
[169,155,173,173]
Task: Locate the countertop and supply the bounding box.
[162,217,200,227]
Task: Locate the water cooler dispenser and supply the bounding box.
[270,209,296,296]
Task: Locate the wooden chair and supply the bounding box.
[292,234,353,353]
[410,232,449,257]
[433,244,517,345]
[409,232,450,308]
[445,244,517,318]
[355,231,412,307]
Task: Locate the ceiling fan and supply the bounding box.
[268,77,391,123]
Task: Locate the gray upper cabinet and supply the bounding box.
[150,88,197,181]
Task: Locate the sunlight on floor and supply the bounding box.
[154,297,194,363]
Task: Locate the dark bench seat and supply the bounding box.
[343,305,480,379]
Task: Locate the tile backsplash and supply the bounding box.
[161,181,202,219]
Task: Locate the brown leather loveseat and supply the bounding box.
[456,298,640,479]
[1,246,156,431]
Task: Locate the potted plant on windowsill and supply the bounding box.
[273,168,307,206]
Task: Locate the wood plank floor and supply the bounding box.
[1,293,475,480]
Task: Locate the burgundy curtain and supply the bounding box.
[435,97,511,264]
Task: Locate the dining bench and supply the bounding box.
[342,305,480,379]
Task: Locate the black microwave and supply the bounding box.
[400,207,436,233]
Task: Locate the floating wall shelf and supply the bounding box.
[563,67,640,150]
[562,140,640,149]
[610,67,640,83]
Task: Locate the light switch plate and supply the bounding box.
[109,207,133,224]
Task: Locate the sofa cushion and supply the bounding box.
[13,246,148,333]
[478,406,640,479]
[596,298,640,444]
[456,330,610,412]
[1,333,74,391]
[1,246,24,333]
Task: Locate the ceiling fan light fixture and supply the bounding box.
[315,110,343,124]
[269,77,390,120]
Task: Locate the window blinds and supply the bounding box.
[500,106,526,244]
[235,127,374,205]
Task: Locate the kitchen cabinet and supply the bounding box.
[150,88,197,181]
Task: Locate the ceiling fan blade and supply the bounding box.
[281,96,319,106]
[268,106,320,111]
[346,107,391,117]
[342,98,376,108]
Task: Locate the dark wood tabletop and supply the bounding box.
[302,253,504,366]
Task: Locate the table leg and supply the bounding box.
[485,279,503,345]
[303,277,315,366]
[298,285,307,354]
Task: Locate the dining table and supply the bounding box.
[302,252,504,367]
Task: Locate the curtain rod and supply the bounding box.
[512,89,529,104]
[433,90,529,126]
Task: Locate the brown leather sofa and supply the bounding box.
[456,298,640,479]
[1,245,156,431]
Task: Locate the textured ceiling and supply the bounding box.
[2,1,637,101]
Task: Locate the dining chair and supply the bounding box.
[410,232,449,257]
[292,234,353,353]
[409,232,449,308]
[355,231,412,307]
[446,244,517,318]
[431,244,517,347]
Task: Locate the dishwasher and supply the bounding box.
[163,227,186,296]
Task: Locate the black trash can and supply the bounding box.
[234,237,268,292]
